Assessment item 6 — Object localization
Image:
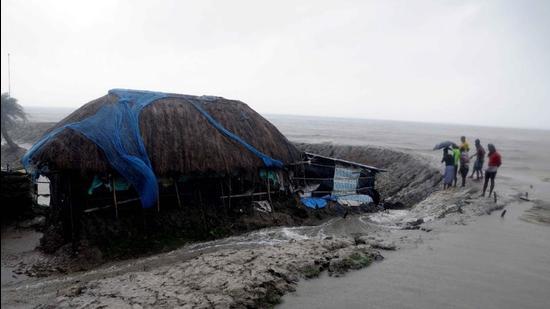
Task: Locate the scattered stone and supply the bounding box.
[302,265,321,279]
[402,218,424,230]
[371,242,396,251]
[408,218,424,226]
[328,249,374,276]
[356,236,396,251]
[61,284,86,297]
[437,204,461,218]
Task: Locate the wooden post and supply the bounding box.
[220,179,229,218]
[198,190,207,230]
[250,185,254,205]
[228,177,232,211]
[68,180,75,241]
[304,163,307,187]
[157,195,160,213]
[111,175,119,219]
[267,178,272,204]
[175,181,182,208]
[220,181,225,208]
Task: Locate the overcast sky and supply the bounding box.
[1,0,549,129]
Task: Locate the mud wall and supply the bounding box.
[297,143,442,207]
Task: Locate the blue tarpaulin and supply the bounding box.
[22,89,283,208]
[300,197,328,209]
[300,195,337,209]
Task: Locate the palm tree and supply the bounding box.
[1,93,27,149]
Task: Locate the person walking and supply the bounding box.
[442,148,455,190]
[481,144,502,197]
[459,147,470,187]
[469,139,485,180]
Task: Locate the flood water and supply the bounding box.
[265,115,550,309]
[280,201,550,309]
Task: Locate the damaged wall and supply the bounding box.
[296,143,441,207]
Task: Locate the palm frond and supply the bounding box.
[1,93,27,126]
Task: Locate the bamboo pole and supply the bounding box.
[174,181,182,208]
[228,177,232,210]
[68,179,75,241]
[267,178,272,204]
[111,175,119,219]
[220,192,269,199]
[220,180,229,216]
[220,181,225,208]
[198,190,207,230]
[157,195,160,213]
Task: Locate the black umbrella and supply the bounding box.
[433,141,457,150]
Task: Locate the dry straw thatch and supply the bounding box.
[31,92,301,175]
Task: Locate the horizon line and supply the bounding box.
[21,104,550,132]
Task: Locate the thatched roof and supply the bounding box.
[29,91,301,175]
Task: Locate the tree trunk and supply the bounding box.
[1,126,18,149]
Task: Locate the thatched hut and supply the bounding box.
[23,89,302,245]
[26,91,300,177]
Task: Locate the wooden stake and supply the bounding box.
[220,191,269,199]
[198,190,207,229]
[175,181,182,208]
[111,175,119,219]
[228,177,232,211]
[220,180,229,216]
[157,195,160,213]
[220,181,225,207]
[68,179,75,240]
[267,178,272,204]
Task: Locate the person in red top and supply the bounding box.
[481,143,502,197]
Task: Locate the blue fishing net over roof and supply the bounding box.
[22,89,283,208]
